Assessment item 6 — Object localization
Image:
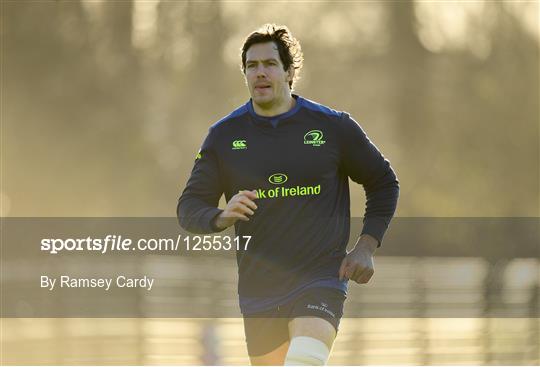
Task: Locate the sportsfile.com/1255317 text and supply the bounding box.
[40,235,252,254]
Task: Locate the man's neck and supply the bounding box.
[253,94,296,117]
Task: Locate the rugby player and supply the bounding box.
[177,24,399,366]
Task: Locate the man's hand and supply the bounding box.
[338,234,378,284]
[214,190,258,230]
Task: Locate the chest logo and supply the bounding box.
[304,130,326,147]
[268,173,288,185]
[232,140,247,150]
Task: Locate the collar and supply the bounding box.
[247,94,304,128]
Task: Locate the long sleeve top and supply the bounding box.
[177,95,399,313]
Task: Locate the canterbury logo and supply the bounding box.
[304,130,326,146]
[232,140,247,150]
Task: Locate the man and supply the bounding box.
[177,24,399,365]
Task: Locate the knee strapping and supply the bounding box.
[284,336,330,366]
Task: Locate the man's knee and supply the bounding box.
[284,336,330,366]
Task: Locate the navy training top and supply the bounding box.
[177,95,399,314]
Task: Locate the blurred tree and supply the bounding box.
[386,0,429,143]
[170,1,234,189]
[383,1,433,216]
[105,0,134,57]
[478,2,539,216]
[183,0,230,123]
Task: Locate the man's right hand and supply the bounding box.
[213,190,258,230]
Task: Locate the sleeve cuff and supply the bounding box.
[361,217,389,247]
[206,208,225,233]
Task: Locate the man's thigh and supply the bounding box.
[242,287,346,363]
[287,287,346,350]
[288,317,336,351]
[243,313,290,364]
[248,338,289,366]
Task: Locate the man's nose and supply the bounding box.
[255,64,267,77]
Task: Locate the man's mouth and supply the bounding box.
[255,85,271,91]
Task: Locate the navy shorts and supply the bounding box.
[242,287,346,357]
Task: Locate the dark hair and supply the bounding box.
[241,24,303,89]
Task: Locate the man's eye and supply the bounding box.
[247,64,255,68]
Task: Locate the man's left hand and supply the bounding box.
[338,234,378,284]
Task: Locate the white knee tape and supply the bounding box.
[284,336,330,366]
